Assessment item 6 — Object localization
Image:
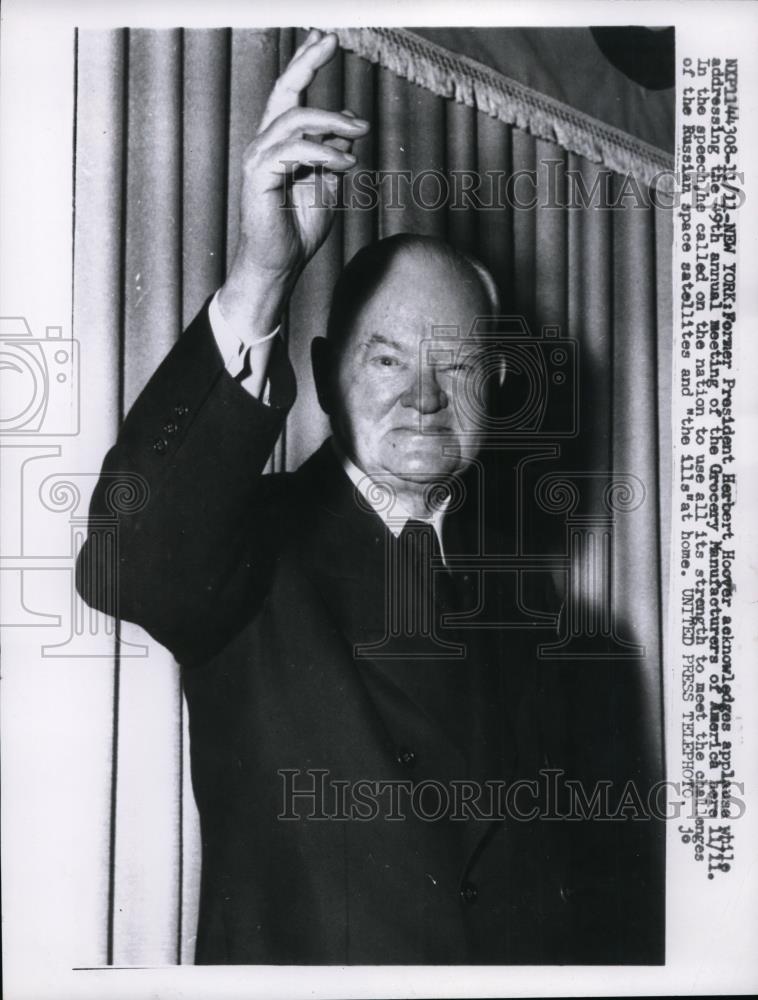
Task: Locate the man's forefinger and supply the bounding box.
[259,31,339,132]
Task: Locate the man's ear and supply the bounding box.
[311,337,334,415]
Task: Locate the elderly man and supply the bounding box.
[77,30,662,965]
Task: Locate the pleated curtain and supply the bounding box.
[73,27,672,965]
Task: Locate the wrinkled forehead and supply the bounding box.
[354,327,488,361]
[345,255,492,350]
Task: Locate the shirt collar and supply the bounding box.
[331,438,450,561]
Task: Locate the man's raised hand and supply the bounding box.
[218,30,369,334]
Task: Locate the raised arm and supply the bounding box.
[215,30,368,390]
[76,30,370,664]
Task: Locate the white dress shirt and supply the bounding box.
[334,441,450,564]
[209,290,278,403]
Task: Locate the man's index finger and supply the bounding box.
[259,32,339,132]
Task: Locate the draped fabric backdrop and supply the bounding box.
[73,27,673,964]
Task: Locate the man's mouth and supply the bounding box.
[390,425,453,436]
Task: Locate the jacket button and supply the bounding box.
[174,403,189,417]
[153,438,167,454]
[163,421,178,436]
[460,881,478,904]
[395,747,416,768]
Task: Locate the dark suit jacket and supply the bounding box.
[77,300,664,965]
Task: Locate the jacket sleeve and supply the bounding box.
[75,298,297,665]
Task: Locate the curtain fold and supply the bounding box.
[73,26,672,964]
[612,173,665,778]
[70,32,128,966]
[182,29,229,329]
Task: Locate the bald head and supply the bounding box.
[326,233,500,350]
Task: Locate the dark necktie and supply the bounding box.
[397,518,458,614]
[396,516,509,781]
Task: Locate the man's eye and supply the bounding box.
[440,362,472,374]
[372,355,401,368]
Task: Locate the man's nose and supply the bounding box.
[400,366,448,413]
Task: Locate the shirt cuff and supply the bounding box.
[208,289,279,401]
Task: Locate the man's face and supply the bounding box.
[330,252,492,482]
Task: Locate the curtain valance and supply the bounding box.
[333,26,675,189]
